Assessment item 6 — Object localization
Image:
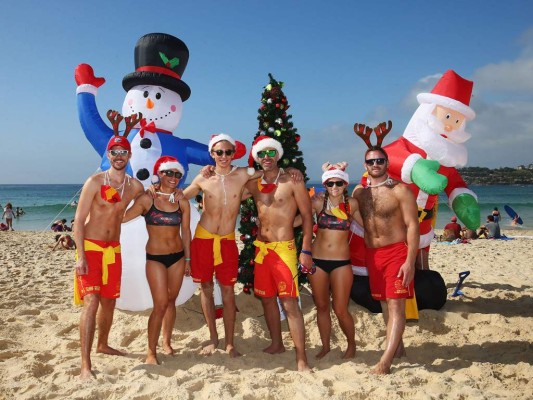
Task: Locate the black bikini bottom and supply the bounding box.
[146,250,185,269]
[312,258,351,274]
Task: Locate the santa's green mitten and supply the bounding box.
[452,193,480,230]
[411,159,448,195]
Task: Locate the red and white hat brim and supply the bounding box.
[417,93,475,121]
[251,138,284,162]
[157,161,184,175]
[322,169,349,184]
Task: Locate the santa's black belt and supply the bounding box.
[417,208,434,221]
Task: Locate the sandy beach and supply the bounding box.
[0,230,532,399]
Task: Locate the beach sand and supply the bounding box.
[0,230,532,399]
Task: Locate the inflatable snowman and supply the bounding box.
[75,33,213,310]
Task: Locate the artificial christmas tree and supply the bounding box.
[238,73,309,293]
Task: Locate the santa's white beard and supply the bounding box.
[404,105,469,168]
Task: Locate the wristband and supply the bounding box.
[301,250,312,256]
[185,258,191,261]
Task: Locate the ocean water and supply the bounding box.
[1,184,532,231]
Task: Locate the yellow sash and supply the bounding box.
[194,225,235,265]
[253,239,297,273]
[406,291,419,322]
[73,240,121,306]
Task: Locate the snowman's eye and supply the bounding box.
[445,114,451,120]
[143,91,149,98]
[155,92,162,100]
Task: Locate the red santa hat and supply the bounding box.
[417,69,475,120]
[248,135,284,166]
[106,135,131,152]
[321,162,349,184]
[153,156,184,176]
[208,133,247,160]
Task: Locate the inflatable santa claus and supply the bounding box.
[384,70,480,268]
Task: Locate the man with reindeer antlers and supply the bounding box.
[73,111,144,380]
[352,122,419,374]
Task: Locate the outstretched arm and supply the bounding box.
[294,181,314,269]
[123,194,150,223]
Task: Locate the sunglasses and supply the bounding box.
[326,181,345,188]
[257,149,277,158]
[109,149,129,157]
[161,170,183,179]
[212,149,235,156]
[365,158,386,166]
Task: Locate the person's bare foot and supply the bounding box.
[297,359,312,372]
[96,344,125,356]
[342,343,356,359]
[315,346,330,360]
[371,361,391,375]
[162,343,174,356]
[79,367,96,381]
[145,354,159,365]
[200,339,219,355]
[226,344,242,358]
[263,343,285,354]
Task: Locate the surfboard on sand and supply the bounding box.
[504,204,523,225]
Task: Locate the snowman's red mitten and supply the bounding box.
[75,64,106,91]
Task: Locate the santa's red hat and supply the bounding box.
[248,135,284,166]
[107,136,131,152]
[417,69,475,120]
[208,133,247,160]
[153,156,184,176]
[321,162,349,184]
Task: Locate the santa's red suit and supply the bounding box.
[384,136,476,248]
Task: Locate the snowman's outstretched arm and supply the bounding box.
[184,139,216,167]
[75,64,113,156]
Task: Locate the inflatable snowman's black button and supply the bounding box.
[136,168,150,181]
[140,138,152,149]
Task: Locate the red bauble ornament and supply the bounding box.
[295,134,301,142]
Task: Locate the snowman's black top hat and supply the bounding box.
[122,33,191,101]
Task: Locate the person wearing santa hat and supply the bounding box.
[244,135,313,372]
[74,135,144,380]
[181,134,303,358]
[308,162,359,360]
[122,156,191,365]
[383,69,480,269]
[181,134,261,358]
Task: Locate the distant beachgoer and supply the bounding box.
[52,219,68,232]
[443,216,462,241]
[123,156,191,365]
[492,207,500,223]
[511,215,520,226]
[195,194,204,213]
[52,234,76,250]
[73,135,144,380]
[0,222,8,231]
[16,207,25,217]
[461,227,478,240]
[478,215,501,239]
[309,162,358,360]
[2,203,15,231]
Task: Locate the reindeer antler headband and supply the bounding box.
[353,120,392,148]
[106,110,143,138]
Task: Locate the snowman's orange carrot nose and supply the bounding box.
[146,98,154,109]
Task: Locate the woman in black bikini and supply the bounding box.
[123,156,191,365]
[309,162,358,360]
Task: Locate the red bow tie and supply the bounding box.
[139,119,157,138]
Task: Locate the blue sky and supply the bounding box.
[0,1,532,184]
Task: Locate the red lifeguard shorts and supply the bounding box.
[76,239,122,299]
[366,242,414,301]
[190,237,238,286]
[253,240,299,298]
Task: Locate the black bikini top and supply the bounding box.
[316,210,351,231]
[144,201,182,226]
